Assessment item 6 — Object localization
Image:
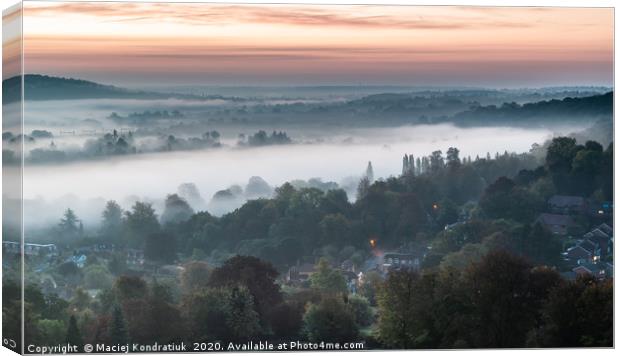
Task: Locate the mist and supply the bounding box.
[19,123,567,231]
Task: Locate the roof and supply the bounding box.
[383,253,415,259]
[564,245,592,260]
[579,239,598,254]
[295,263,316,274]
[548,195,585,208]
[597,223,613,236]
[584,228,610,240]
[572,263,608,277]
[537,213,575,226]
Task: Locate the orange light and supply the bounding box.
[432,204,439,210]
[369,239,376,248]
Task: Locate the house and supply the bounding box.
[583,229,612,258]
[563,245,592,263]
[381,253,419,273]
[158,264,185,277]
[286,262,316,283]
[3,241,59,256]
[572,263,612,280]
[597,223,613,236]
[578,239,598,256]
[70,254,87,268]
[126,249,144,266]
[536,213,575,235]
[2,241,20,254]
[547,195,586,214]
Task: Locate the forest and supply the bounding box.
[3,135,613,350]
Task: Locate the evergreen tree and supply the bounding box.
[58,208,80,239]
[66,315,83,347]
[365,161,374,182]
[101,200,123,240]
[356,177,370,201]
[109,306,128,344]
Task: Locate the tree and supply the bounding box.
[446,147,461,169]
[532,276,612,347]
[435,198,459,227]
[115,276,148,302]
[58,208,81,241]
[429,150,444,173]
[303,297,359,343]
[461,250,560,347]
[479,177,542,223]
[144,232,176,264]
[83,265,113,290]
[365,161,374,182]
[101,200,123,241]
[268,302,303,339]
[318,214,350,246]
[225,286,261,342]
[181,288,231,342]
[377,270,425,348]
[71,288,90,310]
[356,177,370,201]
[208,256,282,326]
[545,137,578,193]
[309,258,348,294]
[107,253,128,276]
[161,194,194,225]
[124,201,160,247]
[37,319,65,345]
[180,261,211,294]
[177,182,206,209]
[347,294,374,327]
[109,305,128,344]
[66,315,83,347]
[358,270,382,306]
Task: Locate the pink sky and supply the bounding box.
[16,2,614,87]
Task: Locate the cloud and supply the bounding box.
[24,2,535,30]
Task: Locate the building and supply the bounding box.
[572,262,612,280]
[536,213,575,235]
[547,195,586,215]
[583,228,612,259]
[286,262,316,283]
[2,241,59,256]
[126,249,145,266]
[563,245,592,264]
[381,253,419,273]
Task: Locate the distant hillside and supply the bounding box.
[452,92,613,125]
[2,74,215,102]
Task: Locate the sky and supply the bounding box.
[17,1,615,87]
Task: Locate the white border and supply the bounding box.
[0,1,616,356]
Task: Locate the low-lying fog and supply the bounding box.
[21,123,562,230]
